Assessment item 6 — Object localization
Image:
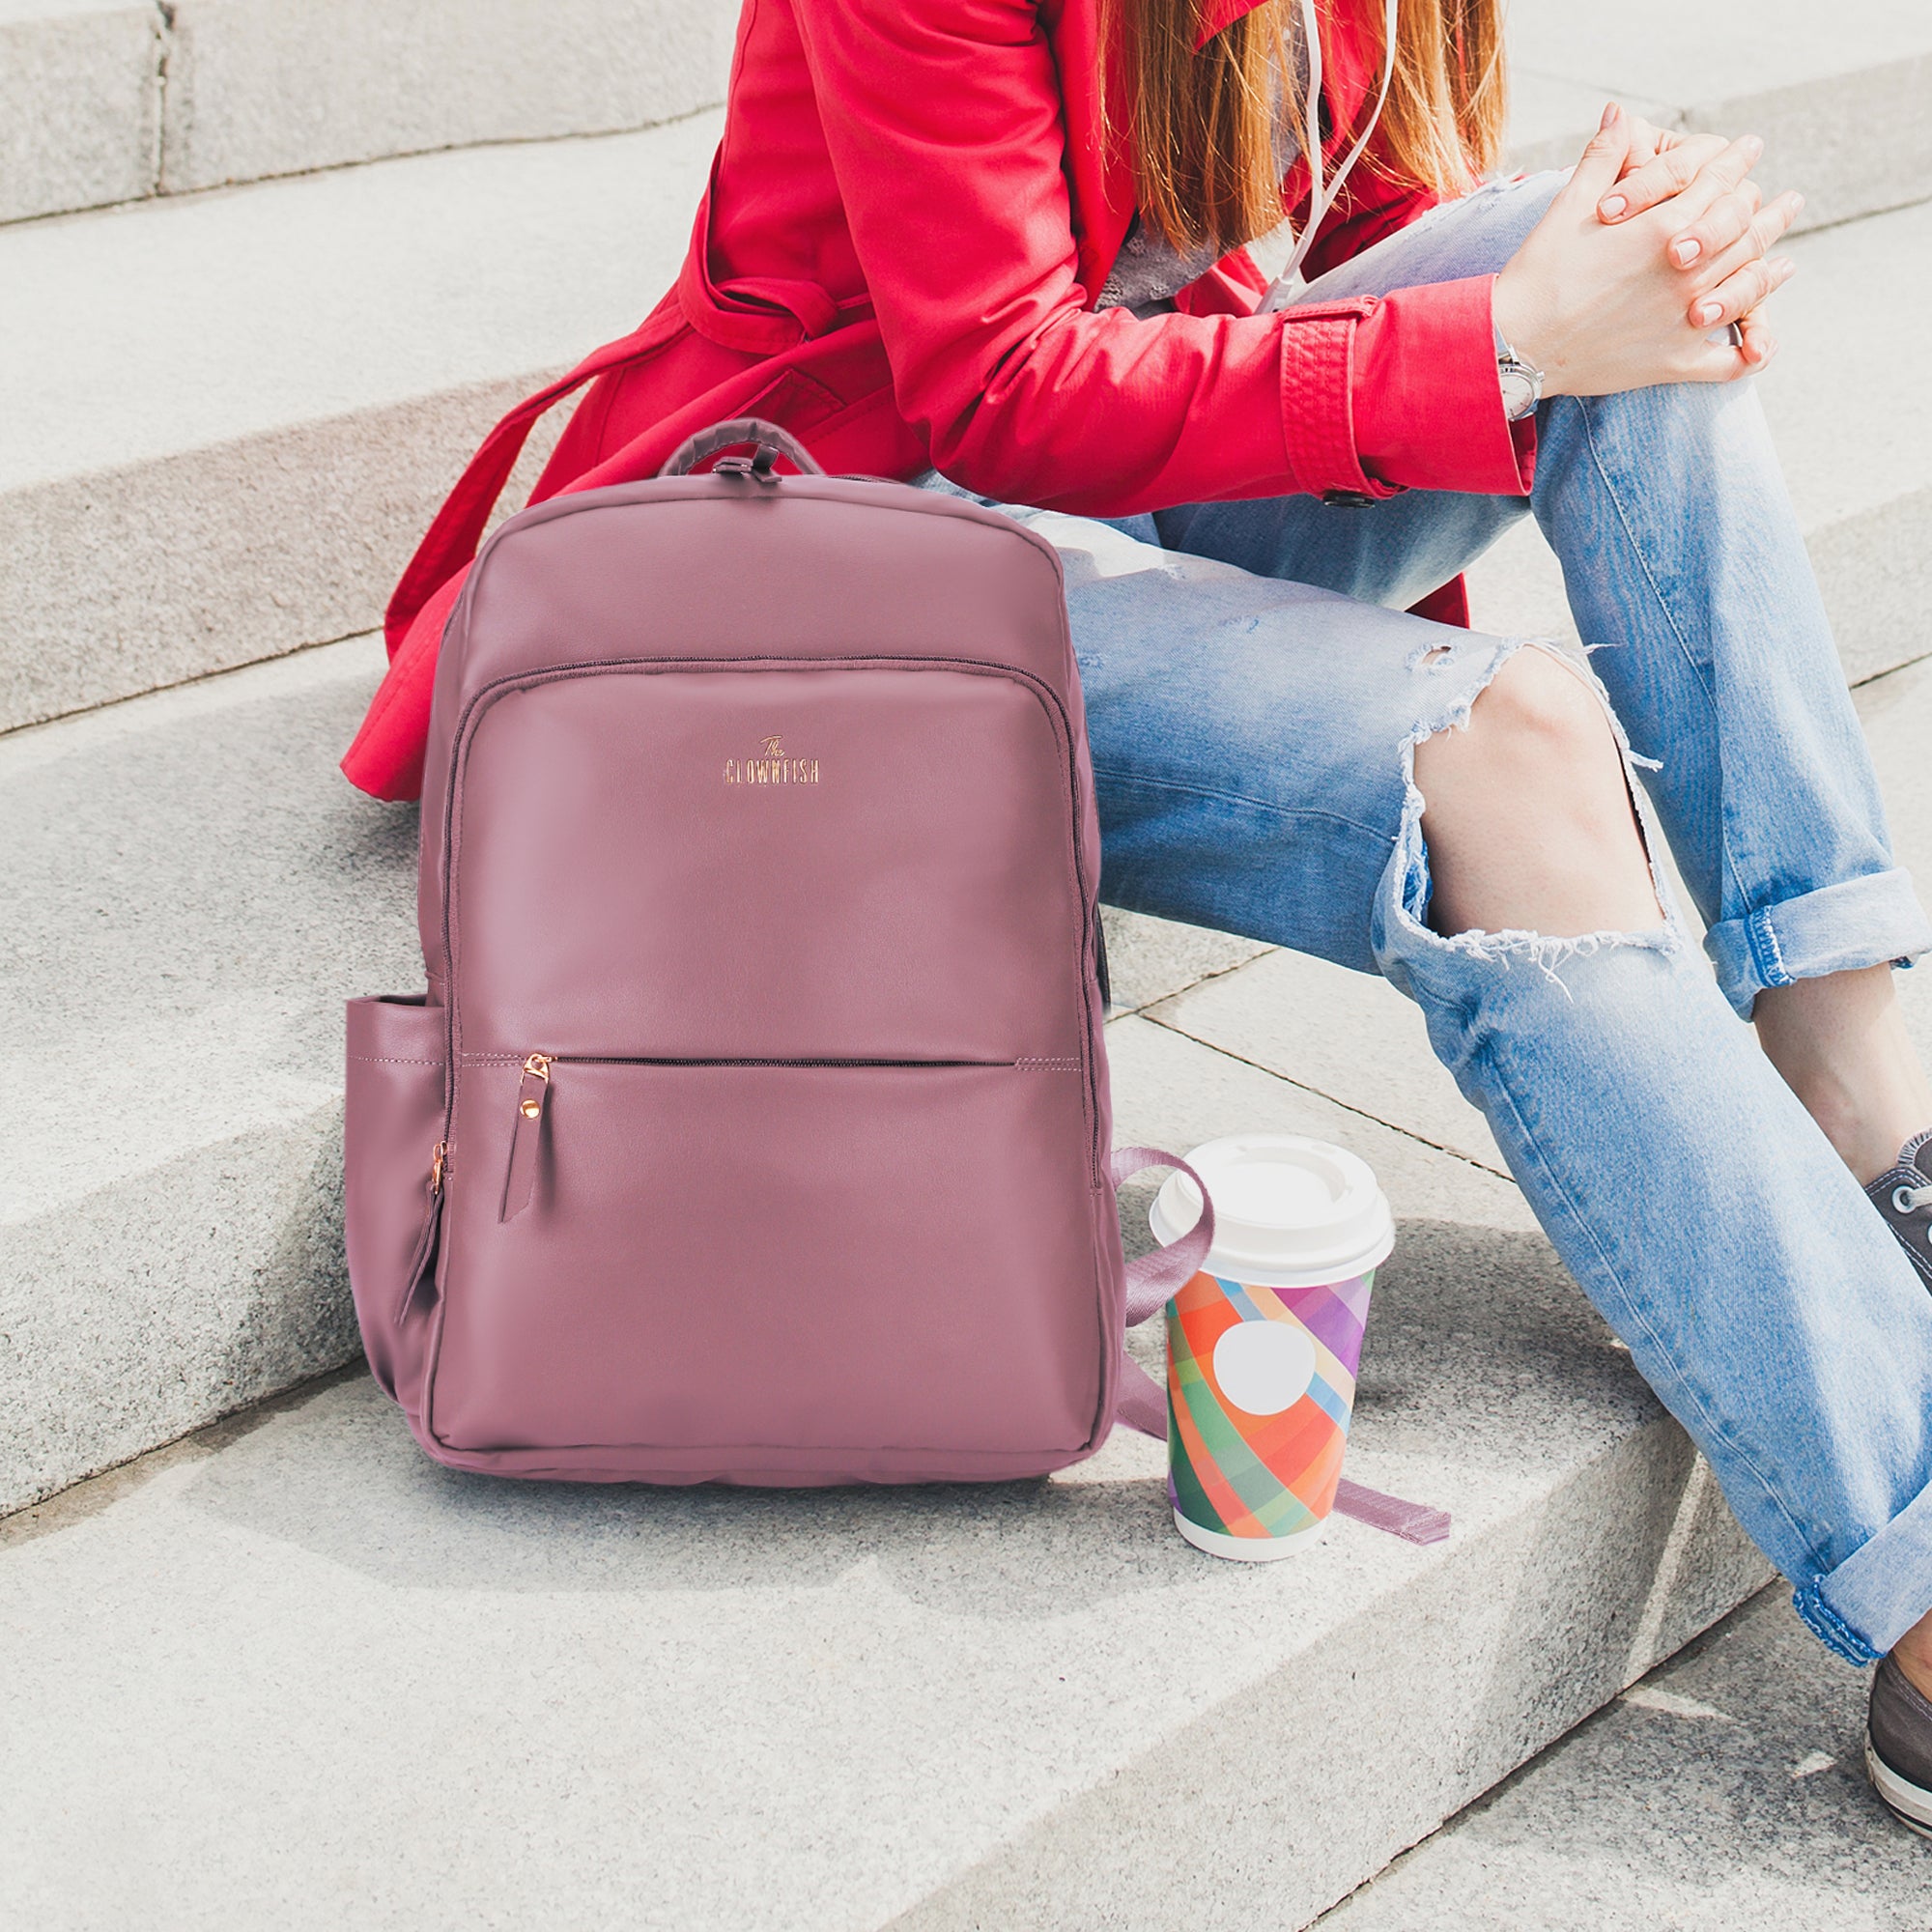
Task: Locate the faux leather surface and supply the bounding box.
[415,477,1079,975]
[355,466,1121,1483]
[452,666,1084,1062]
[429,1060,1104,1458]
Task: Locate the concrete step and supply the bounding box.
[18,198,1930,1922]
[8,0,1926,229]
[0,623,1279,1520]
[0,1010,1770,1930]
[0,634,419,1518]
[13,638,1926,1932]
[1316,1585,1926,1927]
[0,113,720,734]
[1503,0,1932,235]
[1,622,1776,1932]
[1,0,733,224]
[7,119,1925,742]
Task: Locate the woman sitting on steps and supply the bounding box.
[342,0,1932,1834]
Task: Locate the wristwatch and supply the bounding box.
[1494,322,1545,423]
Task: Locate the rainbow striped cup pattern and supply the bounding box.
[1151,1134,1394,1561]
[1166,1267,1373,1551]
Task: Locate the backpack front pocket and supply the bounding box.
[425,1055,1107,1471]
[446,661,1093,1065]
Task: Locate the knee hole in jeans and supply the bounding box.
[1412,644,1667,942]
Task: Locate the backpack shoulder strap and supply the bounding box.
[383,322,674,657]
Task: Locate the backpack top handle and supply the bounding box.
[658,417,827,480]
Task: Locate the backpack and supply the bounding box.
[342,418,1212,1485]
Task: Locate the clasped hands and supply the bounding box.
[1491,100,1804,399]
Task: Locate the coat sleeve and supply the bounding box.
[790,0,1528,513]
[788,0,1508,512]
[1301,147,1536,497]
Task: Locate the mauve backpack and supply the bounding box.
[342,418,1214,1485]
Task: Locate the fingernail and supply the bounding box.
[1600,194,1627,219]
[1695,299,1723,326]
[1671,237,1701,266]
[1601,100,1620,129]
[1743,134,1764,159]
[1791,192,1805,212]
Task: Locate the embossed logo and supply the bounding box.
[724,733,821,785]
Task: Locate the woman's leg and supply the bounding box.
[1528,379,1932,1174]
[1155,172,1932,1182]
[912,473,1932,1664]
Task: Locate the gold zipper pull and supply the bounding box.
[398,1143,449,1327]
[501,1053,553,1222]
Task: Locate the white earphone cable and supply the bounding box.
[1271,0,1402,293]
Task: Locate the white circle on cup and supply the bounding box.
[1212,1320,1318,1416]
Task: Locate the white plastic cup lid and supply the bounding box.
[1150,1132,1394,1289]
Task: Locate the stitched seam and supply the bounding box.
[1568,395,1755,924]
[1091,764,1393,847]
[455,1053,1080,1069]
[1749,904,1791,986]
[1791,1586,1879,1665]
[347,1055,445,1065]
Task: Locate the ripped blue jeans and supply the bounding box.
[915,170,1932,1662]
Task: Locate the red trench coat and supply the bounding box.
[343,0,1533,800]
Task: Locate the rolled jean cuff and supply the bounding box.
[1794,1474,1932,1665]
[1704,867,1932,1019]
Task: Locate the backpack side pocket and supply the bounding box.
[345,995,448,1412]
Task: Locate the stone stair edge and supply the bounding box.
[0,1362,1775,1932]
[5,0,1927,227]
[0,0,735,226]
[0,629,414,1517]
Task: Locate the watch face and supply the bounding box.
[1499,367,1537,421]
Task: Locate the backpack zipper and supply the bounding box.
[395,1140,450,1326]
[495,1050,1074,1223]
[500,1053,553,1222]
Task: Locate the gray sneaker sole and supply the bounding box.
[1866,1732,1932,1838]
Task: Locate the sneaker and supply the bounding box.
[1868,1653,1932,1837]
[1865,1129,1932,1293]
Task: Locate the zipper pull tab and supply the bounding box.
[500,1053,552,1222]
[396,1141,449,1327]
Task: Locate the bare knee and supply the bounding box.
[1413,647,1664,940]
[1482,637,1594,728]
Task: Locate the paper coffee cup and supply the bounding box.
[1151,1133,1393,1561]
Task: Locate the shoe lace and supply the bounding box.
[1892,1183,1932,1215]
